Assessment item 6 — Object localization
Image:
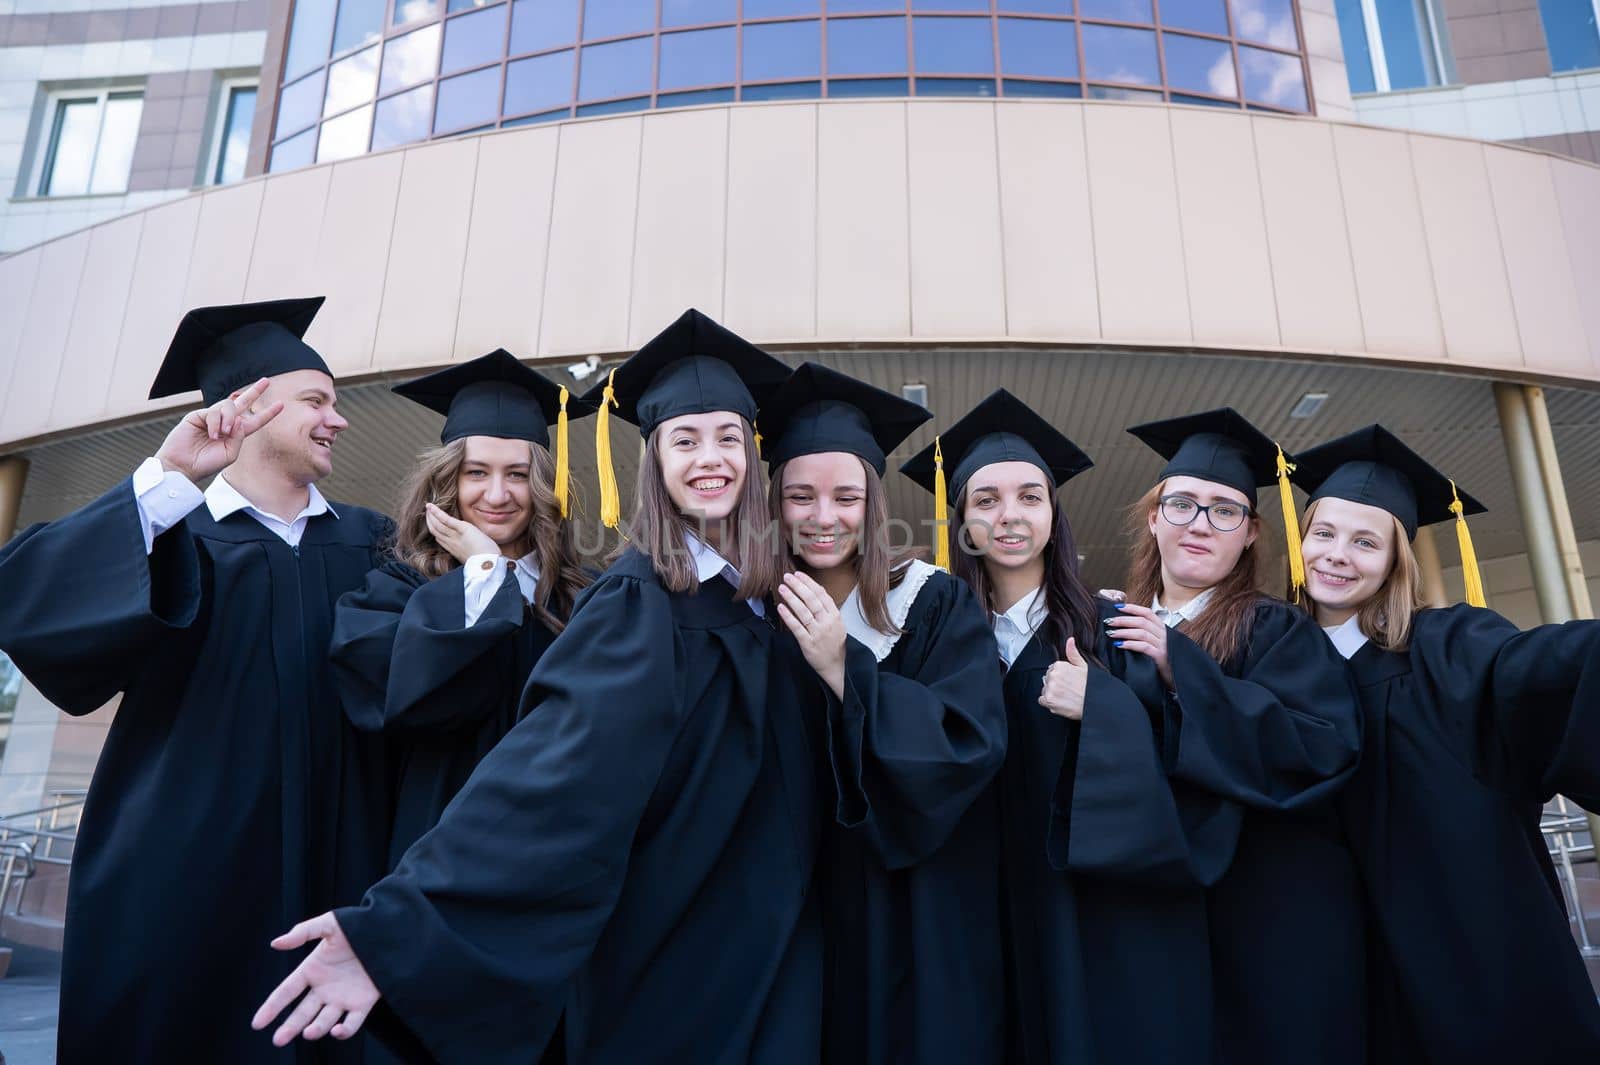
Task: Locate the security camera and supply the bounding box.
[567,355,602,382]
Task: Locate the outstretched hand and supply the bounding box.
[251,912,380,1047]
[156,377,283,483]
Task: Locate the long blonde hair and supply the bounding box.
[394,437,590,632]
[1298,497,1425,652]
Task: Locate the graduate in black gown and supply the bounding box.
[330,350,594,868]
[760,364,1007,1065]
[254,309,825,1065]
[1289,424,1600,1063]
[906,390,1219,1065]
[0,299,392,1065]
[1111,409,1365,1065]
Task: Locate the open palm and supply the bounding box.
[251,912,381,1046]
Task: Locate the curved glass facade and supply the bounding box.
[270,0,1312,170]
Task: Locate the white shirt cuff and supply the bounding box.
[131,457,204,555]
[462,554,507,628]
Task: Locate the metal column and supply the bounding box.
[0,456,27,544]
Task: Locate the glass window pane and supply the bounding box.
[214,86,257,184]
[505,107,570,124]
[1084,82,1159,97]
[1373,0,1435,87]
[435,65,504,129]
[578,36,654,98]
[997,0,1071,15]
[1002,77,1082,95]
[277,69,327,135]
[1238,44,1306,107]
[915,76,996,93]
[505,49,575,113]
[659,86,736,106]
[583,0,654,39]
[512,0,579,52]
[1171,90,1237,106]
[41,99,99,195]
[827,17,908,75]
[1159,0,1228,33]
[663,0,737,26]
[285,0,337,80]
[1540,0,1600,72]
[443,5,509,74]
[659,27,736,88]
[744,20,822,80]
[1081,24,1158,84]
[382,25,441,94]
[577,95,649,114]
[913,16,994,73]
[998,17,1077,77]
[828,76,911,95]
[270,128,317,172]
[90,93,143,194]
[1333,0,1375,93]
[914,0,989,11]
[828,0,898,12]
[744,0,819,15]
[742,79,821,99]
[393,0,441,25]
[333,0,385,55]
[449,0,498,10]
[1162,32,1234,96]
[318,102,373,160]
[372,82,436,149]
[1228,0,1298,47]
[1079,0,1151,21]
[325,44,380,116]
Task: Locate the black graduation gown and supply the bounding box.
[330,560,556,867]
[0,478,392,1065]
[1336,604,1600,1063]
[1162,599,1366,1065]
[336,547,823,1065]
[1000,598,1224,1065]
[818,569,1007,1065]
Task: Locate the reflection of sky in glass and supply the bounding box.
[579,36,654,98]
[511,0,578,52]
[215,86,257,183]
[743,80,821,99]
[324,44,380,116]
[659,27,736,88]
[380,24,441,94]
[1238,44,1305,107]
[917,76,996,94]
[393,0,441,25]
[1079,0,1152,21]
[1003,78,1082,95]
[371,83,435,149]
[90,94,141,192]
[449,0,498,11]
[1085,82,1160,97]
[1374,0,1436,88]
[277,69,326,134]
[914,17,996,74]
[661,87,736,106]
[830,0,901,14]
[1162,32,1234,96]
[743,20,822,80]
[828,17,908,74]
[318,103,372,161]
[583,0,654,39]
[1160,0,1228,34]
[1333,0,1374,92]
[997,0,1071,13]
[45,100,99,195]
[1228,0,1298,47]
[744,0,819,16]
[1541,0,1600,72]
[829,76,910,95]
[914,0,990,12]
[663,0,737,26]
[442,5,508,74]
[1082,24,1159,84]
[998,18,1077,77]
[505,50,574,112]
[270,128,316,172]
[333,0,385,54]
[284,0,336,80]
[435,65,502,128]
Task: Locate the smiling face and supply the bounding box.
[1301,495,1397,624]
[1146,474,1259,594]
[780,451,867,574]
[656,411,748,526]
[247,369,347,484]
[961,461,1054,574]
[456,435,535,550]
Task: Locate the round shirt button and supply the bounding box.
[482,560,495,571]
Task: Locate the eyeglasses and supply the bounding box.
[1159,494,1251,533]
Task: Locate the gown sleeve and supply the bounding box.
[822,575,1007,870]
[0,478,202,714]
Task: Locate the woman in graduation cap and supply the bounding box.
[903,390,1220,1065]
[328,349,594,870]
[760,363,1007,1065]
[1111,409,1365,1065]
[252,310,823,1065]
[1289,424,1600,1062]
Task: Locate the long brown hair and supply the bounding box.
[624,416,781,600]
[1124,480,1263,666]
[1298,498,1425,652]
[393,437,590,632]
[768,456,910,635]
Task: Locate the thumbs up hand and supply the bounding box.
[1039,636,1089,721]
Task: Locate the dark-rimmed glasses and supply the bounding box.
[1159,494,1250,532]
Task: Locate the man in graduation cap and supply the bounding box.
[0,298,393,1065]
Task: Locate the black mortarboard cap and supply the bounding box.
[582,309,790,437]
[1290,424,1486,539]
[762,363,931,476]
[1126,407,1283,506]
[900,389,1093,498]
[149,297,331,404]
[392,349,593,446]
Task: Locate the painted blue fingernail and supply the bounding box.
[1114,640,1125,648]
[1115,603,1126,610]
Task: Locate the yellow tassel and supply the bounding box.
[753,425,763,459]
[1450,479,1486,608]
[596,369,621,530]
[933,436,950,571]
[554,386,571,520]
[1276,444,1305,601]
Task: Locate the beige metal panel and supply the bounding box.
[0,253,42,446]
[454,127,560,362]
[1407,135,1523,368]
[629,107,730,347]
[539,117,644,356]
[107,196,204,420]
[374,138,481,370]
[1169,108,1279,348]
[183,181,267,311]
[1083,104,1190,344]
[244,165,334,301]
[305,151,406,375]
[1252,115,1364,353]
[724,104,818,342]
[1330,124,1445,361]
[1484,149,1593,377]
[816,102,911,339]
[1550,158,1600,368]
[3,232,91,439]
[905,102,1006,338]
[993,102,1098,342]
[51,214,145,428]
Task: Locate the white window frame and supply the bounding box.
[203,76,262,187]
[1355,0,1453,92]
[28,84,145,199]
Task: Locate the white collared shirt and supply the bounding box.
[1152,587,1215,629]
[992,584,1048,669]
[1323,615,1370,660]
[463,551,541,627]
[685,533,764,617]
[841,559,940,662]
[132,456,337,553]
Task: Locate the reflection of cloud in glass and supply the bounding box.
[1238,45,1305,108]
[1207,52,1235,95]
[1228,0,1297,48]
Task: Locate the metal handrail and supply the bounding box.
[1543,796,1598,957]
[0,790,85,919]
